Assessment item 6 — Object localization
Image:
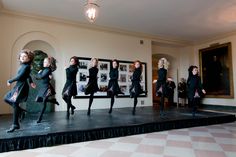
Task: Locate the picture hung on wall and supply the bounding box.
[199,42,234,98]
[74,57,147,98]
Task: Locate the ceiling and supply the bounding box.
[1,0,236,43]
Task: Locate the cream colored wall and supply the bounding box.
[0,14,152,114]
[194,35,236,106]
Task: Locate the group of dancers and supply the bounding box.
[4,49,146,133]
[156,58,206,118]
[4,49,205,133]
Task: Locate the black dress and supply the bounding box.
[62,65,78,97]
[156,68,167,96]
[178,82,187,98]
[187,75,203,101]
[107,68,121,96]
[35,67,56,102]
[130,67,142,97]
[4,62,33,104]
[85,67,99,95]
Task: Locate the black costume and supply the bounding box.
[187,74,203,117]
[130,67,143,115]
[35,67,58,123]
[166,80,176,106]
[178,81,187,98]
[107,67,122,113]
[62,65,78,118]
[4,62,33,132]
[156,67,167,116]
[84,66,99,115]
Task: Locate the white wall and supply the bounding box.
[0,13,152,114]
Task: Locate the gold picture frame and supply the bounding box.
[199,42,234,98]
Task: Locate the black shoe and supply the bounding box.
[71,105,76,115]
[130,92,134,98]
[56,101,60,106]
[87,110,90,116]
[6,124,20,133]
[132,109,136,115]
[108,109,112,114]
[37,117,42,123]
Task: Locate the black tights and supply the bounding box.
[87,93,94,115]
[37,97,58,123]
[63,95,75,116]
[109,93,115,113]
[4,99,20,127]
[160,94,164,112]
[132,96,138,115]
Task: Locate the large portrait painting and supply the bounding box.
[199,42,234,98]
[74,57,147,98]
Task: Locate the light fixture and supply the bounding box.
[84,0,99,23]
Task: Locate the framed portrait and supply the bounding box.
[74,57,147,98]
[199,42,234,98]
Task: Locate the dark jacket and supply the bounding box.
[62,65,78,97]
[85,67,99,95]
[178,81,187,98]
[130,67,143,96]
[35,67,55,102]
[4,62,33,104]
[156,68,167,96]
[187,75,203,101]
[108,67,121,95]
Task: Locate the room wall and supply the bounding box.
[194,35,236,106]
[0,13,152,114]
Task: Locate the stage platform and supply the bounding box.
[0,106,235,153]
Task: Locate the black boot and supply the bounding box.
[37,116,43,123]
[108,108,112,114]
[71,105,76,115]
[87,109,91,116]
[6,124,20,133]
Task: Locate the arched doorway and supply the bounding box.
[23,40,56,113]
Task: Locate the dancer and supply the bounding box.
[84,58,99,115]
[107,59,123,113]
[62,56,79,119]
[35,57,59,123]
[4,49,36,133]
[156,58,169,117]
[130,60,144,115]
[187,65,206,117]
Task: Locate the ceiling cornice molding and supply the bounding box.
[0,8,192,47]
[194,31,236,46]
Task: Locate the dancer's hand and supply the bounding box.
[49,75,53,79]
[31,83,36,89]
[7,81,11,86]
[202,89,206,94]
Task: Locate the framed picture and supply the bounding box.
[199,42,234,98]
[74,57,147,98]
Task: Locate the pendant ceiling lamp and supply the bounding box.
[84,0,99,23]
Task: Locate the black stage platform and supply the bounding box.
[0,106,235,153]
